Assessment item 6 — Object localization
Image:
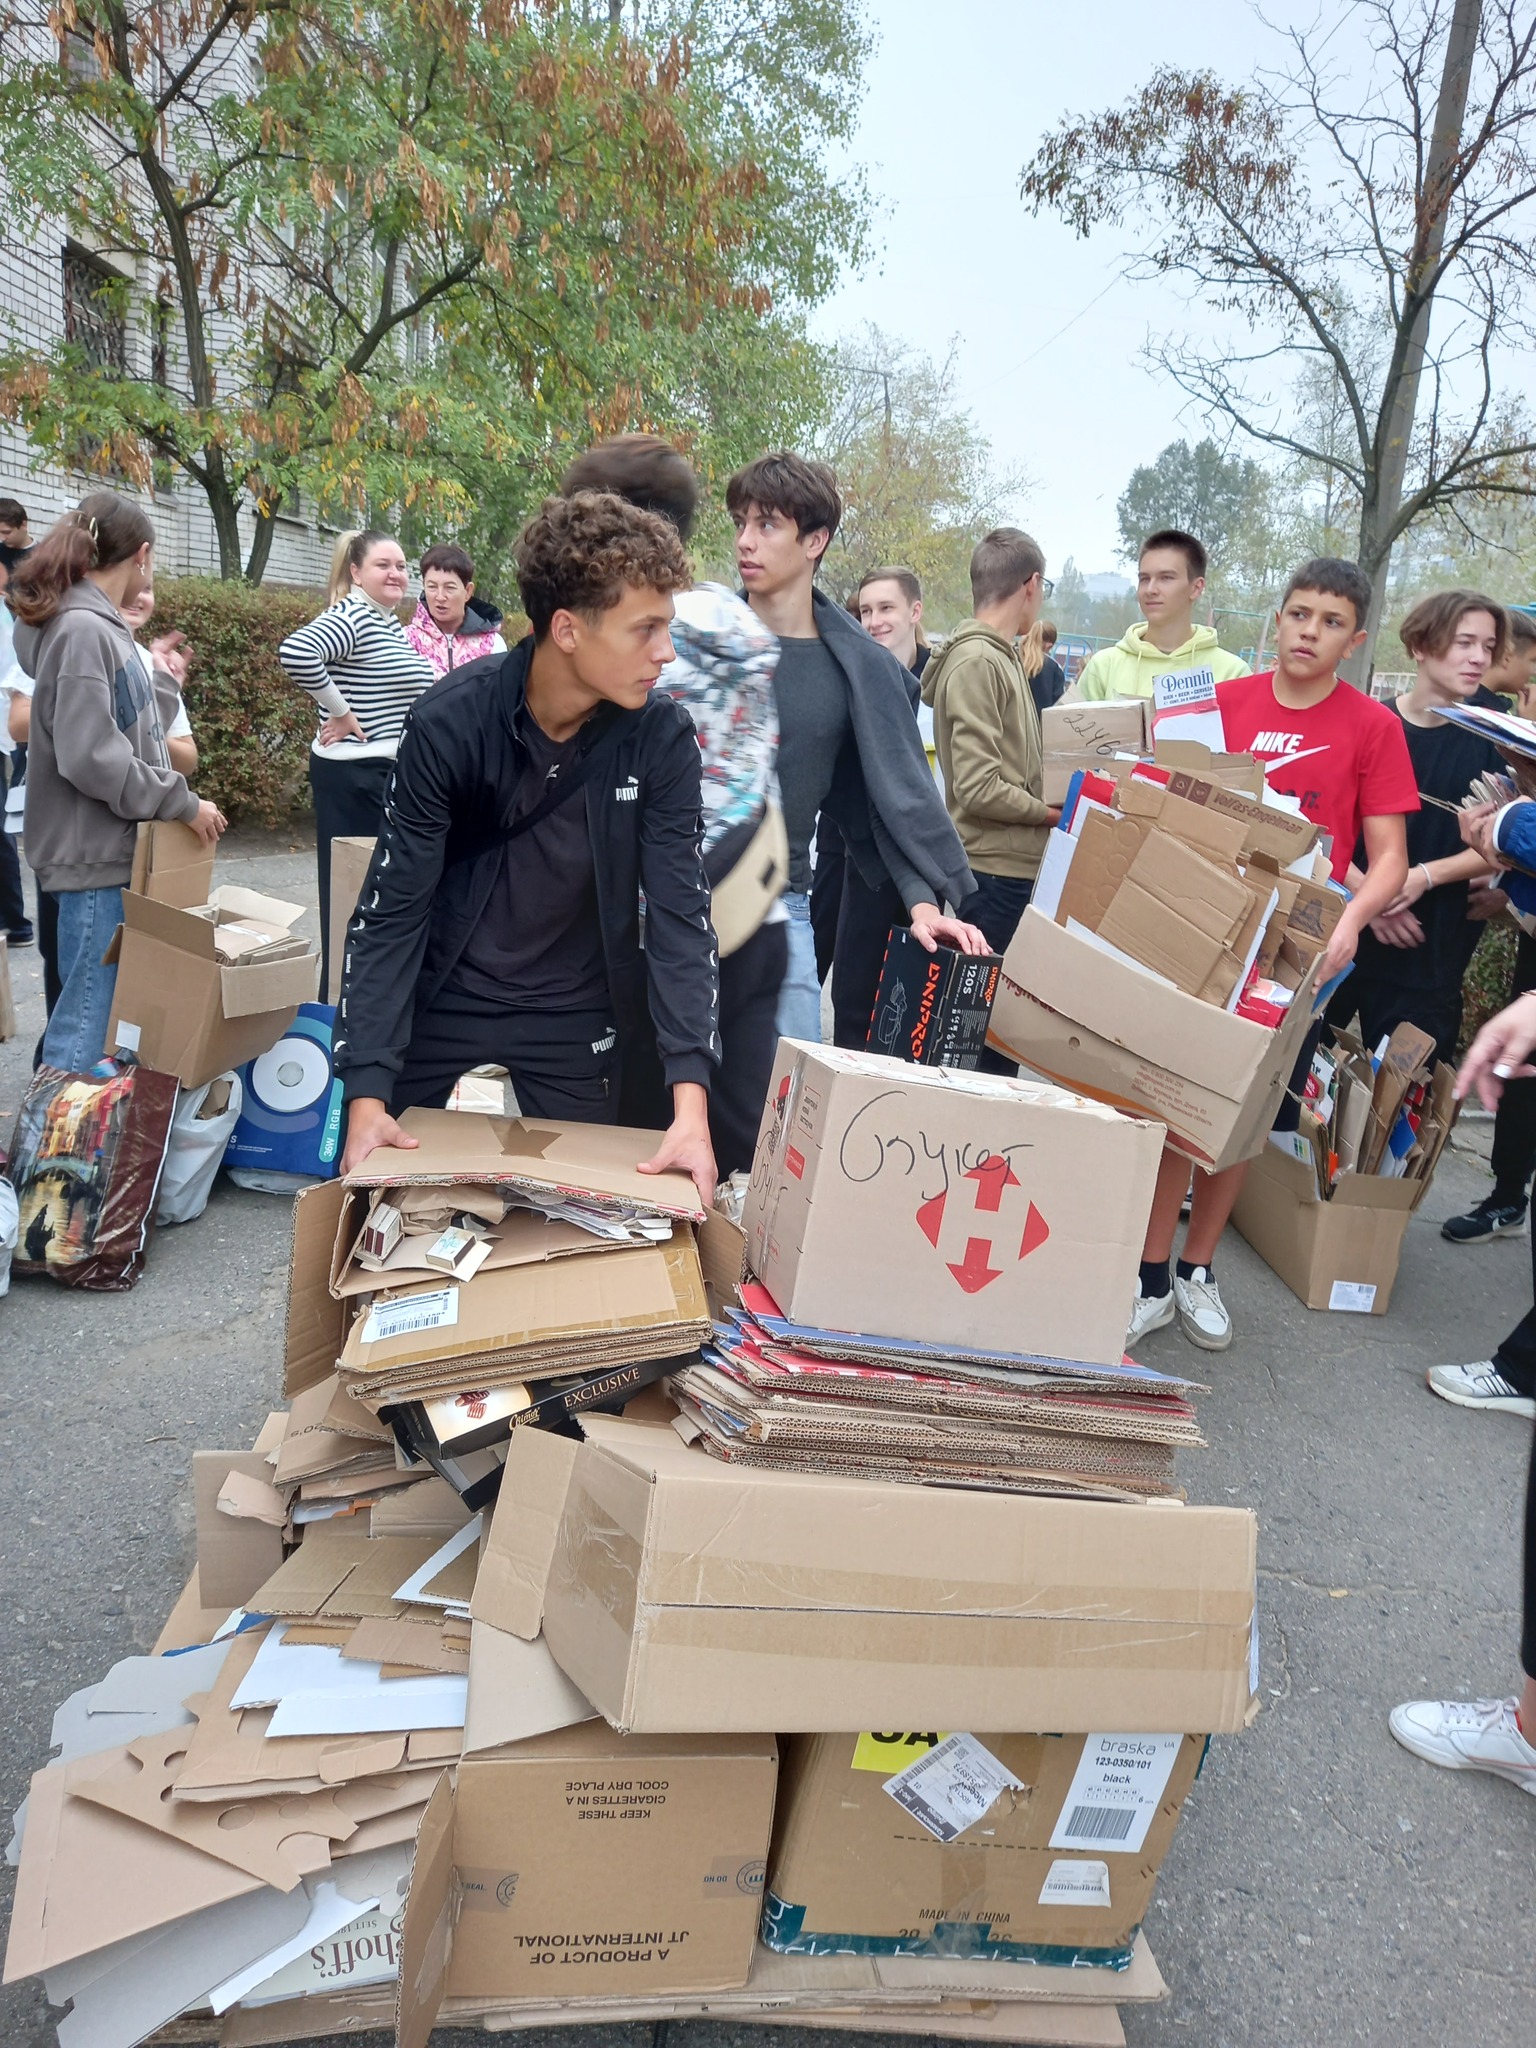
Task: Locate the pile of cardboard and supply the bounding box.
[1234,1021,1458,1314]
[6,1053,1264,2047]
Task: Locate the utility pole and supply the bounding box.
[1343,0,1481,686]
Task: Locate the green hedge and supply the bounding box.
[151,577,322,828]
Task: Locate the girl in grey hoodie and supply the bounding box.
[10,491,224,1071]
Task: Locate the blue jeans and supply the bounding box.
[41,885,123,1072]
[960,872,1035,1078]
[774,891,824,1045]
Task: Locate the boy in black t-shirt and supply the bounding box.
[1326,589,1507,1063]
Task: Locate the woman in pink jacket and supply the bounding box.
[404,543,506,678]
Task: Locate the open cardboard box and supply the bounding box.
[990,908,1322,1173]
[1231,1142,1426,1313]
[478,1416,1259,1737]
[107,832,319,1087]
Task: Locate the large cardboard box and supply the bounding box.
[742,1043,1164,1369]
[764,1730,1205,1965]
[485,1418,1258,1737]
[989,909,1320,1174]
[106,877,319,1089]
[1231,1141,1425,1313]
[394,1730,777,2036]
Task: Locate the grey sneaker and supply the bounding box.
[1389,1696,1536,1794]
[1174,1266,1232,1351]
[1127,1284,1176,1349]
[1426,1361,1536,1418]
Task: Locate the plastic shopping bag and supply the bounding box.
[157,1072,244,1226]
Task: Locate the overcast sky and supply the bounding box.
[813,0,1296,579]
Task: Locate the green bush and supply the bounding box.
[1460,918,1519,1054]
[151,577,323,828]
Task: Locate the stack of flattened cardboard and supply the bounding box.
[991,752,1333,1171]
[285,1109,711,1498]
[1234,1021,1459,1313]
[674,1043,1201,1501]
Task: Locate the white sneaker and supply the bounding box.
[1127,1284,1175,1348]
[1426,1361,1536,1418]
[1389,1696,1536,1794]
[1174,1266,1232,1351]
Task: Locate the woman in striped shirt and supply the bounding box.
[279,530,434,992]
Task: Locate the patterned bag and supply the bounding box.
[6,1058,178,1290]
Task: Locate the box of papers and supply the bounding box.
[764,1729,1205,1964]
[991,909,1323,1173]
[743,1043,1163,1369]
[487,1416,1258,1736]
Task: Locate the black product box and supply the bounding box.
[865,927,1004,1069]
[389,1352,683,1465]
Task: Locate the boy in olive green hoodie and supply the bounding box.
[921,529,1056,989]
[1076,528,1249,700]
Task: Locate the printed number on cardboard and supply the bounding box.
[361,1287,460,1346]
[883,1733,1023,1843]
[1049,1735,1183,1855]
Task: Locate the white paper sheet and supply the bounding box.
[265,1675,466,1737]
[210,1880,381,2013]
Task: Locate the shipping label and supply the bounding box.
[360,1287,460,1345]
[884,1732,1023,1843]
[1038,1859,1111,1908]
[1048,1735,1183,1855]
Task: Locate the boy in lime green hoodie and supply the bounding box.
[1076,528,1249,700]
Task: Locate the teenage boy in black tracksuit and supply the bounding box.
[334,491,720,1205]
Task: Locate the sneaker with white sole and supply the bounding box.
[1389,1695,1536,1794]
[1174,1266,1232,1351]
[1441,1197,1527,1245]
[1127,1284,1175,1348]
[1425,1361,1536,1419]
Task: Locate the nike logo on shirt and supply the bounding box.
[1248,731,1331,762]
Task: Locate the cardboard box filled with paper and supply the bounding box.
[989,749,1335,1171]
[1233,1021,1458,1312]
[6,1074,1252,2046]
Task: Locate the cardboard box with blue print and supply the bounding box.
[742,1042,1165,1370]
[106,821,320,1089]
[763,1729,1205,1968]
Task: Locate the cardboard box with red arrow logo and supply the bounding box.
[743,1043,1166,1369]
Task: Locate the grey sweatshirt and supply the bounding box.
[14,580,199,892]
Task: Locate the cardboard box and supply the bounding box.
[1232,1140,1426,1313]
[328,833,377,1004]
[1040,701,1149,807]
[106,881,320,1089]
[743,1043,1163,1369]
[990,908,1321,1173]
[867,929,1003,1069]
[765,1730,1205,1964]
[485,1416,1258,1736]
[130,818,215,908]
[394,1728,777,2035]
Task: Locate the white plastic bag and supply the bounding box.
[0,1177,17,1296]
[157,1073,243,1226]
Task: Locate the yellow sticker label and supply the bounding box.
[850,1732,951,1773]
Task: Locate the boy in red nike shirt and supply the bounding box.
[1129,557,1417,1355]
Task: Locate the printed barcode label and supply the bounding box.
[884,1732,1022,1843]
[1038,1858,1111,1908]
[1049,1734,1183,1856]
[1059,1804,1137,1843]
[1328,1280,1377,1313]
[361,1287,460,1345]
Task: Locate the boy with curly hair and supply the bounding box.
[335,491,720,1205]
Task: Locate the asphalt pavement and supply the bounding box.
[0,833,1531,2048]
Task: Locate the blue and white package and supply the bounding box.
[224,1003,343,1183]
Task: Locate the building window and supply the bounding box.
[59,30,101,83]
[62,248,127,376]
